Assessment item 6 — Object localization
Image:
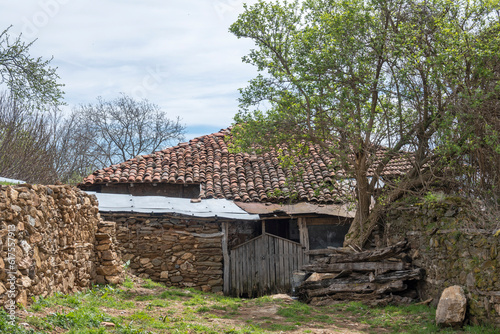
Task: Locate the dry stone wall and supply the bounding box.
[94,221,124,285]
[384,197,500,326]
[0,184,100,307]
[101,213,224,293]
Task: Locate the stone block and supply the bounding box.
[101,251,116,261]
[170,275,183,283]
[95,275,106,285]
[96,243,111,251]
[97,265,121,276]
[151,258,163,267]
[436,286,467,328]
[105,275,123,284]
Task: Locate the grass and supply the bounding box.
[1,277,498,333]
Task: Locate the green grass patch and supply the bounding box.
[122,277,134,289]
[45,307,108,330]
[159,288,191,300]
[140,279,164,289]
[14,283,500,334]
[183,294,208,306]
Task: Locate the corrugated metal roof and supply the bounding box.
[0,177,26,184]
[85,192,260,220]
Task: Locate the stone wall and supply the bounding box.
[95,221,124,285]
[0,184,100,307]
[383,196,500,325]
[102,213,225,293]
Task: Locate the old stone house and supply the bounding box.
[79,128,409,296]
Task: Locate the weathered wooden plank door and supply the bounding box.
[229,233,305,297]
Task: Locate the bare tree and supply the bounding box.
[71,94,185,169]
[0,92,58,183]
[50,110,96,184]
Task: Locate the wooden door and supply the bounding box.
[229,233,305,297]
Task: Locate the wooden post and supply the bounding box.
[261,220,266,235]
[222,222,230,295]
[298,217,309,264]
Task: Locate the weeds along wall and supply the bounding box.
[100,213,225,293]
[383,196,500,326]
[0,184,123,308]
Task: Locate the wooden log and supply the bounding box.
[302,261,406,273]
[306,240,408,262]
[306,280,406,298]
[305,271,351,282]
[309,294,394,306]
[306,247,354,256]
[298,268,424,292]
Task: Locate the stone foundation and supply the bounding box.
[94,221,124,285]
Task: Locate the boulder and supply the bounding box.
[436,285,467,328]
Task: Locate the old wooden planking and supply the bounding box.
[279,238,285,289]
[286,239,291,290]
[263,234,270,295]
[230,232,307,297]
[272,235,279,292]
[307,280,407,297]
[261,235,266,295]
[303,261,406,273]
[248,241,254,296]
[222,222,230,295]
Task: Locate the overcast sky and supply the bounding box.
[1,0,259,141]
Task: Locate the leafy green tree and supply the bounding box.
[0,26,64,108]
[230,0,500,246]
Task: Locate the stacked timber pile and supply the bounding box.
[297,240,425,306]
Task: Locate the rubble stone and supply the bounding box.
[436,286,467,328]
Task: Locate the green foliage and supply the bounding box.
[0,26,65,108]
[424,191,446,203]
[230,0,500,243]
[45,307,106,330]
[11,284,500,333]
[159,288,192,300]
[140,278,164,289]
[122,276,134,289]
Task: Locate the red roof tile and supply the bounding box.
[81,128,412,203]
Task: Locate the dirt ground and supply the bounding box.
[15,278,394,334]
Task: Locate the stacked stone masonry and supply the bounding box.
[384,197,500,326]
[0,184,101,307]
[102,213,225,293]
[94,221,124,285]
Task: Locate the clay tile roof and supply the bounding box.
[81,128,412,204]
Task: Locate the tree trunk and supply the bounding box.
[343,153,372,248]
[344,170,434,248]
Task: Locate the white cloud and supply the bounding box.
[1,0,260,141]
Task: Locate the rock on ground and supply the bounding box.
[436,285,467,328]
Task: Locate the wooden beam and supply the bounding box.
[306,280,406,297]
[298,217,309,264]
[298,268,424,292]
[302,261,406,273]
[305,240,408,258]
